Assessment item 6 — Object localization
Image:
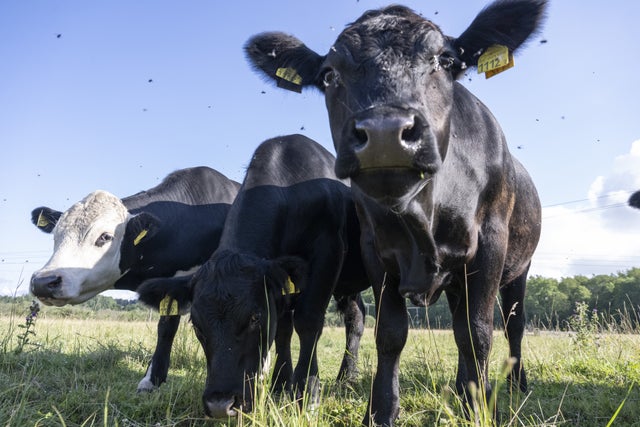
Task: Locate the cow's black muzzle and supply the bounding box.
[30,273,62,298]
[336,106,440,175]
[203,391,246,419]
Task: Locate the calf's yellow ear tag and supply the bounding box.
[282,276,300,295]
[477,45,514,79]
[159,295,179,316]
[133,229,148,246]
[275,67,303,93]
[37,211,49,228]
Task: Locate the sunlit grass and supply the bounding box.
[1,304,639,426]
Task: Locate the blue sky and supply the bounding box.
[2,0,640,297]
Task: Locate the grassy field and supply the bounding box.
[1,302,640,426]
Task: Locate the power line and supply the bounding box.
[542,190,635,208]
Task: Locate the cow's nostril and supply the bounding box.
[401,116,423,143]
[204,395,239,418]
[31,274,63,298]
[353,127,368,147]
[48,276,62,289]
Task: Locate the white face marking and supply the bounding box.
[259,351,271,380]
[31,190,130,305]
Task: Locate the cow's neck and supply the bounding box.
[355,186,444,299]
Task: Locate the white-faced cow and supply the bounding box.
[30,166,240,392]
[184,135,369,418]
[245,1,545,425]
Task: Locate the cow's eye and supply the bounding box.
[95,232,113,247]
[322,69,339,88]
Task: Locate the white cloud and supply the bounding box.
[530,140,640,278]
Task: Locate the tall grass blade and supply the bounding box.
[605,381,634,427]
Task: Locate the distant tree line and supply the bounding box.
[328,267,640,331]
[0,294,151,321]
[4,267,640,331]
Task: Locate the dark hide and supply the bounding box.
[30,166,240,392]
[189,135,369,418]
[245,1,545,425]
[629,191,640,209]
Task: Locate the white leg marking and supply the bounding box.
[136,362,156,392]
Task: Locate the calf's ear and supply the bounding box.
[452,0,547,71]
[124,212,161,247]
[137,275,194,312]
[264,256,307,297]
[31,207,62,233]
[244,32,325,93]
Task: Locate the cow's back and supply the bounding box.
[219,135,353,259]
[123,166,240,209]
[115,167,240,288]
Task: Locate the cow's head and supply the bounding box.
[246,0,547,207]
[189,250,305,418]
[30,190,160,305]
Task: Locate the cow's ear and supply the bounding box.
[124,213,161,247]
[266,256,307,297]
[137,275,194,313]
[31,207,62,233]
[451,0,547,75]
[244,32,325,93]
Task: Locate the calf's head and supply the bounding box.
[245,0,546,207]
[30,190,160,305]
[189,251,304,418]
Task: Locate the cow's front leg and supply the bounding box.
[271,309,294,396]
[292,309,324,408]
[445,290,469,395]
[292,244,344,408]
[364,280,408,427]
[451,255,503,416]
[137,314,181,392]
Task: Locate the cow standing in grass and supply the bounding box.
[245,1,545,424]
[182,135,369,418]
[30,167,240,392]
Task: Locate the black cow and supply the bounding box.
[181,135,368,418]
[245,1,545,425]
[30,166,240,391]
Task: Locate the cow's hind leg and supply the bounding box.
[499,267,530,393]
[335,293,365,383]
[137,314,181,392]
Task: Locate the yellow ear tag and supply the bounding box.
[282,276,300,295]
[159,295,179,316]
[477,45,514,79]
[133,229,148,246]
[276,67,303,85]
[37,211,50,228]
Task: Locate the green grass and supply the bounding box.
[1,307,640,426]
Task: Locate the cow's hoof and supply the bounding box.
[136,378,157,393]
